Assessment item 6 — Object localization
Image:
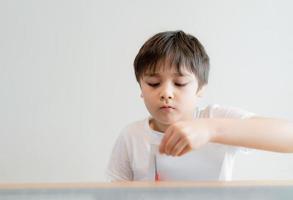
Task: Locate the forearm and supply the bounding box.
[210,117,293,153]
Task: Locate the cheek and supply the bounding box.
[143,95,155,107]
[143,96,157,114]
[179,88,198,100]
[141,90,155,105]
[178,93,199,109]
[141,86,156,98]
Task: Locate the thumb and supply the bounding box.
[159,125,173,153]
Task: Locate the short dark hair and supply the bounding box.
[133,30,210,90]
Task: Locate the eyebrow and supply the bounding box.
[144,72,191,77]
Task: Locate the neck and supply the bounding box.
[149,119,169,133]
[149,112,195,133]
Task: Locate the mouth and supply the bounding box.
[160,105,175,110]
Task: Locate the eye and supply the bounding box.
[174,83,188,87]
[147,83,160,87]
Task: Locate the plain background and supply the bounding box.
[0,0,292,182]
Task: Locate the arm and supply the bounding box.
[211,117,293,153]
[159,117,293,156]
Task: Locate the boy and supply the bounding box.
[106,30,293,181]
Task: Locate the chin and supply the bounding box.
[156,116,180,125]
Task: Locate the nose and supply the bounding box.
[159,83,174,101]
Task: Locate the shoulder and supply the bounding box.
[199,104,256,119]
[116,118,148,145]
[119,118,147,137]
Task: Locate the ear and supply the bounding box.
[196,85,207,97]
[140,93,143,98]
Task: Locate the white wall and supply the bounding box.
[0,0,292,182]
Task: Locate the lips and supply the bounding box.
[160,105,175,110]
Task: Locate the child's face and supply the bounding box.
[140,63,205,127]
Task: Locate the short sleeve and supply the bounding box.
[200,104,256,119]
[106,132,133,181]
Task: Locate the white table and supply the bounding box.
[0,181,293,200]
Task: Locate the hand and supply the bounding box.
[159,120,214,156]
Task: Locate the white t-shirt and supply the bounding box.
[106,105,255,181]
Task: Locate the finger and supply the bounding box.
[159,126,174,153]
[170,138,188,156]
[165,131,181,155]
[159,130,175,154]
[177,145,192,156]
